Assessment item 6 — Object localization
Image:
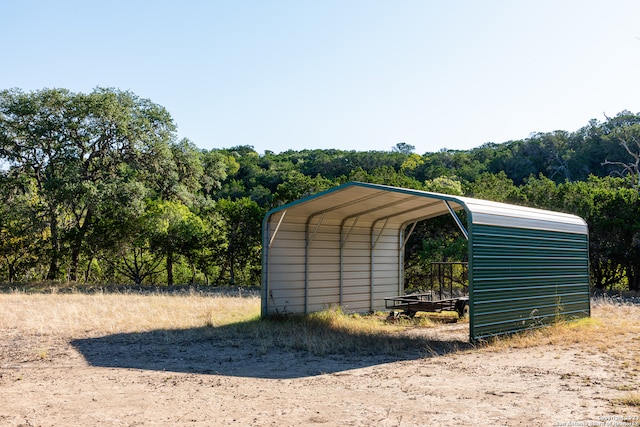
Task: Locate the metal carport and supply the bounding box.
[261,181,590,341]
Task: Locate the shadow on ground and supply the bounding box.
[71,319,472,379]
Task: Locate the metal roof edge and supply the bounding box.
[261,181,469,225]
[454,196,589,234]
[262,181,362,224]
[350,181,463,202]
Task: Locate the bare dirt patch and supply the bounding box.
[0,292,639,426]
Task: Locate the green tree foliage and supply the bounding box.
[403,215,468,291]
[189,201,226,285]
[423,176,463,195]
[146,200,207,286]
[463,171,520,202]
[347,166,423,189]
[392,142,415,154]
[274,171,334,205]
[0,176,43,282]
[0,87,175,281]
[200,149,230,197]
[214,197,265,286]
[97,201,165,285]
[2,85,639,291]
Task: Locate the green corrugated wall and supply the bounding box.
[469,224,590,341]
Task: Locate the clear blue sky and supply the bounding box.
[2,1,640,154]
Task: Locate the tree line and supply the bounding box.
[1,88,639,290]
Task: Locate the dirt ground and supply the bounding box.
[1,314,639,427]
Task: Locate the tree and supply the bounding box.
[84,178,149,283]
[463,171,520,202]
[168,138,204,204]
[0,175,43,282]
[273,171,334,205]
[215,198,264,286]
[347,166,423,189]
[146,200,207,286]
[534,131,574,182]
[519,174,560,209]
[392,142,415,154]
[415,150,484,183]
[403,215,468,291]
[96,202,165,286]
[423,176,463,195]
[602,112,640,191]
[200,149,230,197]
[400,153,424,178]
[0,87,176,281]
[190,201,227,285]
[583,181,640,290]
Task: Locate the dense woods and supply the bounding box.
[2,88,640,290]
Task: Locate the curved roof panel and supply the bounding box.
[265,181,588,235]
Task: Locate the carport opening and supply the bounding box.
[402,211,469,293]
[386,209,470,325]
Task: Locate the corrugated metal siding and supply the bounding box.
[263,211,402,316]
[469,224,590,340]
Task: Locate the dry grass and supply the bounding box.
[248,306,455,356]
[615,393,640,408]
[1,290,639,360]
[0,290,260,339]
[0,290,467,358]
[483,297,640,370]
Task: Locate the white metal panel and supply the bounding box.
[470,212,587,234]
[459,197,588,234]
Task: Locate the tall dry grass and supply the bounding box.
[245,306,457,357]
[0,290,464,358]
[1,290,639,361]
[0,290,260,339]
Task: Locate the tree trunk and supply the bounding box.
[46,211,60,281]
[229,256,235,286]
[70,247,80,282]
[189,259,196,285]
[167,250,174,286]
[69,208,93,282]
[627,264,640,291]
[8,263,15,283]
[84,257,93,283]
